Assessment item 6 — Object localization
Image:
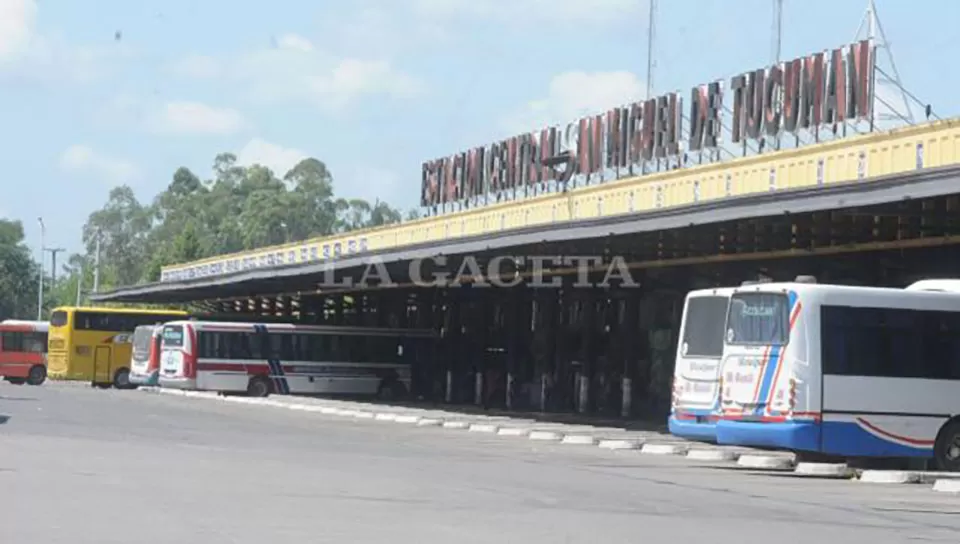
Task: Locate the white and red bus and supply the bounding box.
[0,320,49,385]
[158,320,436,398]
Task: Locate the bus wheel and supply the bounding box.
[934,420,960,472]
[26,365,46,386]
[377,379,407,401]
[247,376,272,398]
[113,368,132,390]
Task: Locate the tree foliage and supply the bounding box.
[45,153,418,307]
[0,219,40,320]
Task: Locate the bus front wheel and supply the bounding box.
[934,420,960,472]
[113,368,133,390]
[26,365,46,386]
[247,376,273,398]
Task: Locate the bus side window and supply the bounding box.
[1,332,22,352]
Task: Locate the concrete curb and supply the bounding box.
[686,449,739,462]
[497,427,531,437]
[442,421,471,429]
[529,430,564,441]
[353,411,376,419]
[597,439,642,450]
[561,435,599,445]
[737,455,795,470]
[393,415,422,424]
[374,413,398,421]
[416,418,443,427]
[469,423,500,433]
[641,443,688,455]
[932,479,960,493]
[794,463,854,478]
[858,470,921,484]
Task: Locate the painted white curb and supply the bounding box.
[374,413,398,421]
[598,439,642,450]
[353,411,376,419]
[641,443,688,455]
[561,435,599,445]
[858,470,921,484]
[416,418,443,427]
[393,415,421,424]
[442,421,471,429]
[469,423,500,433]
[932,479,960,493]
[529,430,564,441]
[794,463,853,478]
[497,427,531,437]
[737,455,795,470]
[319,407,341,415]
[686,449,739,462]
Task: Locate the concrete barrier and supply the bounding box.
[529,430,564,441]
[737,455,795,470]
[469,423,500,433]
[858,470,921,484]
[561,435,599,446]
[794,463,854,478]
[932,479,960,493]
[416,418,443,427]
[598,439,642,450]
[442,421,471,430]
[686,449,739,462]
[497,427,531,437]
[641,443,688,455]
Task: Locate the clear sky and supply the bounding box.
[0,0,955,257]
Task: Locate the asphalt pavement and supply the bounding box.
[1,383,958,543]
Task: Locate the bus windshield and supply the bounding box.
[50,311,68,327]
[132,327,155,362]
[726,292,790,345]
[162,325,185,347]
[681,296,728,357]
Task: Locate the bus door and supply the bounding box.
[94,346,112,384]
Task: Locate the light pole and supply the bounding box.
[37,217,45,320]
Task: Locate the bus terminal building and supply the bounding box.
[93,39,960,421]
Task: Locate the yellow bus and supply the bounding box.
[48,306,188,388]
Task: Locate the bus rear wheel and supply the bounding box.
[26,365,46,386]
[247,376,273,398]
[934,420,960,472]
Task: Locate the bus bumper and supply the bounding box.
[716,419,820,452]
[158,376,197,390]
[668,415,717,442]
[129,370,159,386]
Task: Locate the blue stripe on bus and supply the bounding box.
[752,292,797,416]
[753,346,781,416]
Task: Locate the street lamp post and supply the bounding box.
[37,217,45,320]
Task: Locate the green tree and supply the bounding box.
[0,219,40,319]
[76,152,419,289]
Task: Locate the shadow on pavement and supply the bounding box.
[0,415,10,425]
[0,396,37,402]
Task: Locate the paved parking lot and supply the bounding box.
[1,383,958,544]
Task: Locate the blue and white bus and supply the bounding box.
[715,279,960,471]
[668,287,735,442]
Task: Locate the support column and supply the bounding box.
[621,294,640,418]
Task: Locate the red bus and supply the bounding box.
[0,320,49,385]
